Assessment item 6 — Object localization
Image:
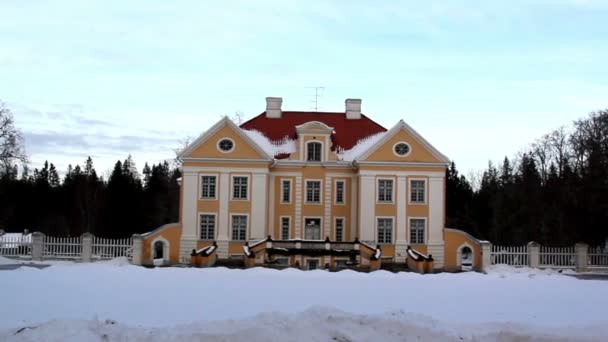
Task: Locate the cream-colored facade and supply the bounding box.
[172,97,452,269]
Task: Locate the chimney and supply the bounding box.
[345,98,361,120]
[266,97,283,119]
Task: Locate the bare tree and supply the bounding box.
[0,102,27,170]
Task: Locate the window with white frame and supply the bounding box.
[410,218,425,244]
[200,214,215,240]
[335,218,344,242]
[231,215,247,241]
[232,176,248,200]
[201,176,216,199]
[307,141,322,161]
[281,217,290,240]
[410,180,426,203]
[335,181,345,204]
[377,179,393,202]
[306,180,321,203]
[377,218,393,244]
[281,180,291,203]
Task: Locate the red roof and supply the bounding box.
[240,112,387,158]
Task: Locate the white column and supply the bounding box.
[218,172,230,240]
[179,171,199,260]
[350,177,358,241]
[216,172,231,258]
[251,173,268,241]
[268,175,275,238]
[323,176,332,239]
[428,176,445,268]
[295,176,303,239]
[396,176,408,262]
[359,175,375,243]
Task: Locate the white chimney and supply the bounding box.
[345,98,361,120]
[266,97,283,119]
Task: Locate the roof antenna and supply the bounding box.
[306,86,325,112]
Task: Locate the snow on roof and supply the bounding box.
[241,129,296,158]
[337,132,387,161]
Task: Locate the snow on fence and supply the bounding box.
[588,247,608,268]
[43,236,82,259]
[491,245,528,266]
[0,233,32,258]
[539,246,576,268]
[92,236,132,259]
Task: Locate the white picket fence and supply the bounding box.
[0,233,32,258]
[0,231,133,262]
[491,245,529,266]
[43,236,83,259]
[588,247,608,268]
[92,236,132,259]
[539,246,576,268]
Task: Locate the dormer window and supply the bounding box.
[307,141,322,161]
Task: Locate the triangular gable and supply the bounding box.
[356,120,450,164]
[178,116,272,160]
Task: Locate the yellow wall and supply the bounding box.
[142,223,182,264]
[189,125,266,160]
[365,129,443,163]
[443,229,483,272]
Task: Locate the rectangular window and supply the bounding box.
[377,179,393,202]
[306,181,321,203]
[281,180,291,203]
[281,217,290,240]
[307,142,322,161]
[335,181,345,204]
[377,218,393,244]
[201,176,216,199]
[231,215,247,241]
[335,218,344,242]
[232,177,248,200]
[200,214,215,240]
[410,219,425,244]
[410,180,426,203]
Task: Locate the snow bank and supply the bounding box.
[0,256,23,265]
[2,307,605,342]
[242,129,296,157]
[337,132,387,161]
[0,265,606,340]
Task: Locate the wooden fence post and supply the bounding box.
[31,232,45,261]
[528,241,540,268]
[575,243,589,273]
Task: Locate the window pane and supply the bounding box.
[410,219,425,244]
[378,180,393,202]
[336,181,344,203]
[335,218,343,242]
[232,215,247,241]
[282,181,290,202]
[306,181,321,203]
[200,215,215,240]
[233,177,248,199]
[281,217,290,240]
[201,176,216,199]
[411,180,425,203]
[307,142,322,161]
[377,218,393,244]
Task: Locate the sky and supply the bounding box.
[1,0,607,178]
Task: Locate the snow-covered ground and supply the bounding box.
[0,260,607,341]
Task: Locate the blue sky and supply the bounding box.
[1,0,607,178]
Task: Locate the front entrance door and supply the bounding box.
[307,259,319,270]
[304,218,321,240]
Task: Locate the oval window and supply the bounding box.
[218,139,234,152]
[394,142,410,156]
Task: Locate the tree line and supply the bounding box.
[447,109,608,246]
[0,156,181,238]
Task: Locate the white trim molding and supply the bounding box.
[230,174,251,201]
[408,177,428,205]
[376,177,396,204]
[197,212,218,241]
[199,173,219,200]
[280,178,292,204]
[408,216,427,245]
[334,179,346,205]
[229,212,250,241]
[304,179,323,205]
[375,216,395,245]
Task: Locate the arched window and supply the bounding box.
[307,142,322,161]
